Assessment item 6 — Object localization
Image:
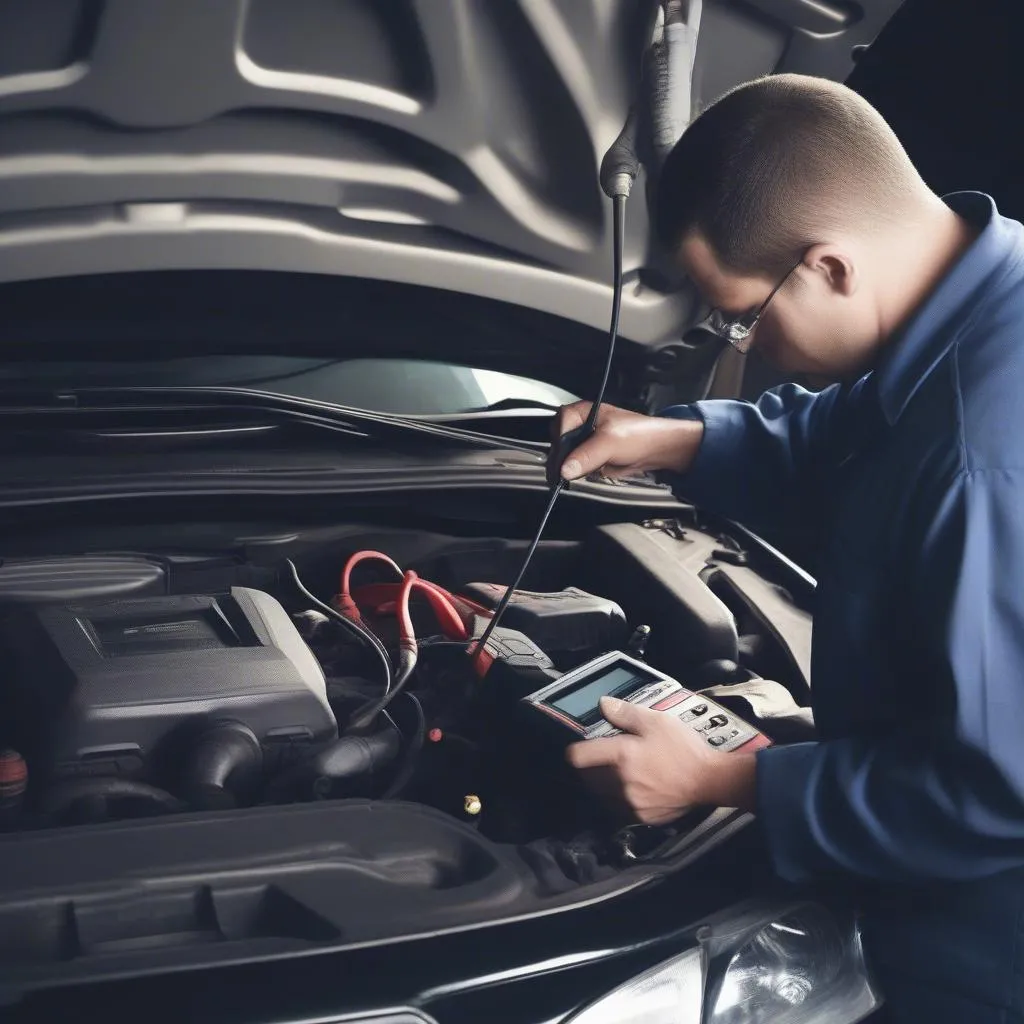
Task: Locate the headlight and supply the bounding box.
[565,946,706,1024]
[703,903,879,1024]
[564,901,880,1024]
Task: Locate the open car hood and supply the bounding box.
[0,0,902,361]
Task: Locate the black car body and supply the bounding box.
[0,2,911,1021]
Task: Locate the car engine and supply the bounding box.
[0,590,337,806]
[0,524,813,847]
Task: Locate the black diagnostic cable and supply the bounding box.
[346,566,446,733]
[472,186,631,660]
[283,558,393,695]
[291,68,644,720]
[381,691,426,800]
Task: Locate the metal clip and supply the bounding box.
[642,518,688,541]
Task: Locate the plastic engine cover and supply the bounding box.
[459,583,628,664]
[0,587,337,783]
[586,523,740,675]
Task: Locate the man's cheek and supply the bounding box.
[757,326,805,373]
[752,329,785,367]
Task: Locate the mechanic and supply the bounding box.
[553,73,1024,1024]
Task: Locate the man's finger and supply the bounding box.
[599,696,659,735]
[560,431,622,481]
[550,401,590,442]
[547,403,593,486]
[565,735,627,770]
[594,465,635,480]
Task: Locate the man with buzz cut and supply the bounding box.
[552,73,1024,1023]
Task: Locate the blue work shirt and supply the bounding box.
[663,192,1024,1020]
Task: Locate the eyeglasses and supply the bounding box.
[695,258,803,354]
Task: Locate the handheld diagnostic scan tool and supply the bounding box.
[521,651,771,753]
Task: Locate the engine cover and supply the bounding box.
[0,588,337,783]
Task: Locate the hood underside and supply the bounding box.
[0,0,903,352]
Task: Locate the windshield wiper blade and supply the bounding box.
[459,397,562,414]
[0,386,544,454]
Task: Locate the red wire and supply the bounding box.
[336,550,404,624]
[341,550,403,598]
[410,579,470,641]
[349,581,483,632]
[396,570,418,652]
[338,553,474,725]
[338,550,469,642]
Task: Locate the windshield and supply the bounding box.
[0,357,578,417]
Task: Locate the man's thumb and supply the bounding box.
[599,696,653,734]
[561,434,613,481]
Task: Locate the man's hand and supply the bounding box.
[549,402,704,483]
[566,696,759,824]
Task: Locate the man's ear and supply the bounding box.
[803,243,857,296]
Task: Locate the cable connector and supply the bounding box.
[337,550,404,625]
[626,624,652,660]
[603,171,635,200]
[331,592,364,624]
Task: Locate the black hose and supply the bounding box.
[284,559,393,694]
[181,721,263,810]
[266,722,401,802]
[382,692,426,800]
[42,778,185,825]
[310,727,402,798]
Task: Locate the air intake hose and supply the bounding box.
[308,728,402,799]
[181,721,263,811]
[42,778,185,825]
[267,723,401,803]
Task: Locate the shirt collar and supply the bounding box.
[875,192,1020,425]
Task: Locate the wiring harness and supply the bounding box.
[328,550,493,729]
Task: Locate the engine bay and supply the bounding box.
[0,516,814,873]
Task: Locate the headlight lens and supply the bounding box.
[566,946,706,1024]
[564,902,880,1024]
[704,903,879,1024]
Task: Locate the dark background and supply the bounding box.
[741,0,1022,400]
[851,0,1024,224]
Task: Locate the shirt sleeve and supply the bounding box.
[659,383,842,554]
[757,468,1024,884]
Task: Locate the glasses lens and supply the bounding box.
[699,311,752,350]
[727,330,754,355]
[696,307,756,354]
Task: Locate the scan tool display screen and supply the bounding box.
[523,650,769,752]
[547,663,656,723]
